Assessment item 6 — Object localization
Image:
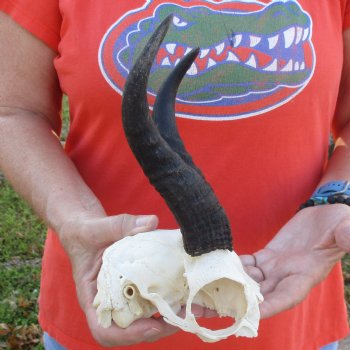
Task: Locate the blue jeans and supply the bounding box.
[43,333,339,350]
[321,342,339,350]
[43,333,67,350]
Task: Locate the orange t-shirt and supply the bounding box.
[1,0,350,349]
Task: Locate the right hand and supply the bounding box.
[58,213,182,347]
[241,204,349,319]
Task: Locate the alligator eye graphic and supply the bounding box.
[173,15,188,27]
[99,1,315,121]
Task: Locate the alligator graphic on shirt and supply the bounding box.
[115,1,314,105]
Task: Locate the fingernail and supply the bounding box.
[144,327,161,339]
[136,216,153,227]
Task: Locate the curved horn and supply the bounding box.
[122,15,232,256]
[153,48,202,173]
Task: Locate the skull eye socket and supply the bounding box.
[123,285,136,299]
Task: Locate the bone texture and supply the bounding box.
[93,230,263,342]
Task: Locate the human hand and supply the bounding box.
[241,204,350,319]
[58,213,185,347]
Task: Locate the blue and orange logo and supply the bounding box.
[99,0,315,121]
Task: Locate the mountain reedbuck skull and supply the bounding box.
[93,15,263,342]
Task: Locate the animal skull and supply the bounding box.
[93,230,263,342]
[93,15,264,342]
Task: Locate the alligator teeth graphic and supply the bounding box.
[268,34,279,49]
[184,47,193,55]
[155,33,311,76]
[200,49,210,58]
[187,63,198,75]
[303,27,310,41]
[99,0,315,119]
[216,43,225,55]
[246,54,257,68]
[281,59,293,72]
[249,36,261,48]
[295,27,303,44]
[207,58,216,68]
[161,57,171,66]
[263,59,278,72]
[116,1,314,86]
[227,52,240,62]
[283,27,295,48]
[166,43,176,54]
[125,13,313,78]
[233,34,243,47]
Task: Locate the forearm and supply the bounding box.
[0,14,104,235]
[0,107,105,235]
[322,53,350,184]
[321,121,350,184]
[320,29,350,184]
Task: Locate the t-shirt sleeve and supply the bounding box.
[0,0,61,51]
[344,0,350,30]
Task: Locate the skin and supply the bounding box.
[0,10,350,346]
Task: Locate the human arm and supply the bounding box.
[0,12,183,346]
[242,28,350,319]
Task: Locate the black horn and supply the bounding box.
[122,15,232,256]
[153,47,202,173]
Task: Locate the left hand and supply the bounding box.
[241,204,350,319]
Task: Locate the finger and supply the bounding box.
[146,305,220,343]
[83,273,180,344]
[127,214,159,236]
[89,214,159,245]
[76,277,99,312]
[259,276,280,295]
[240,254,256,266]
[116,214,159,237]
[259,275,312,319]
[335,218,350,252]
[86,306,179,347]
[244,266,265,283]
[144,319,180,342]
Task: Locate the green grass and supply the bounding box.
[0,180,45,263]
[0,177,45,350]
[61,95,70,141]
[0,179,45,348]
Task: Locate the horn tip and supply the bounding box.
[161,14,174,32]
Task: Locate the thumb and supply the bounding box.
[89,214,159,246]
[334,219,350,252]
